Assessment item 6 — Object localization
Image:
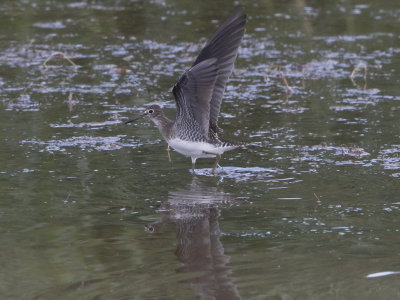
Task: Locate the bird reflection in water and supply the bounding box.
[145,178,241,300]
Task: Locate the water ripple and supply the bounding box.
[21,135,137,153]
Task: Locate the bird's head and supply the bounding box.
[125,104,163,124]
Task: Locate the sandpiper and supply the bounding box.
[126,9,247,173]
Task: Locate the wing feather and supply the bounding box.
[171,9,247,137]
[192,9,247,133]
[172,58,218,137]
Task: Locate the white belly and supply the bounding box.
[168,138,235,159]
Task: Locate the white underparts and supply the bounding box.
[168,138,237,161]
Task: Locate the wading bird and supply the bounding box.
[126,9,247,173]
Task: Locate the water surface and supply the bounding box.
[1,0,400,299]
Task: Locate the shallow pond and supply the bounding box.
[1,0,400,299]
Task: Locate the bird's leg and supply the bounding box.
[166,145,171,162]
[203,151,221,174]
[212,154,222,174]
[191,157,197,174]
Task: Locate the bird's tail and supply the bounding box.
[219,137,249,147]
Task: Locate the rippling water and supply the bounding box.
[1,0,400,299]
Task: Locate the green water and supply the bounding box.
[1,0,400,299]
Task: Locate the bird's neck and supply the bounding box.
[151,115,175,141]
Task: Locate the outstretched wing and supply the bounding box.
[192,9,247,133]
[172,58,218,137]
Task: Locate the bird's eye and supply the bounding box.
[148,109,154,114]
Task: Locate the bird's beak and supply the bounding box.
[125,112,147,124]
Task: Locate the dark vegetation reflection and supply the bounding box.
[146,177,240,300]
